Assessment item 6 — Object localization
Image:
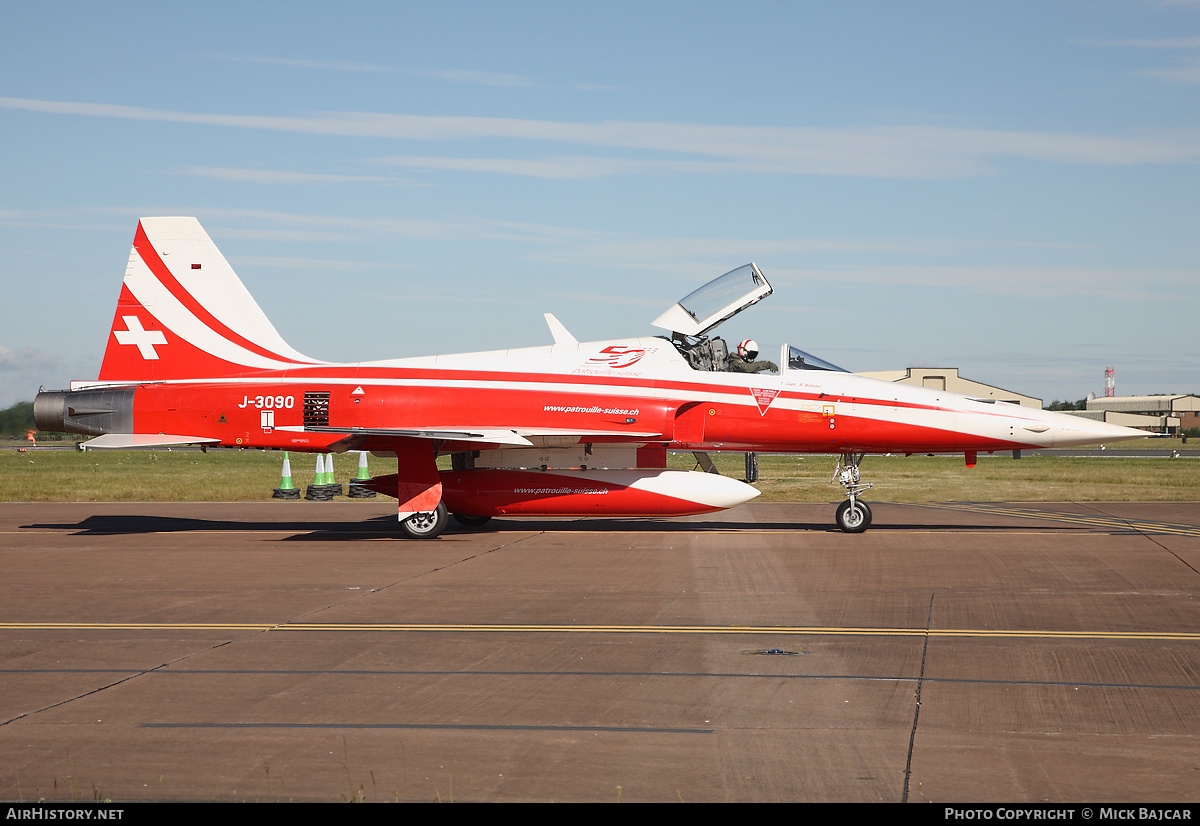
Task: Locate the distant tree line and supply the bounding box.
[1044,399,1087,411]
[0,401,65,440]
[0,401,35,437]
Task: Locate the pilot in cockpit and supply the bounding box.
[727,339,778,374]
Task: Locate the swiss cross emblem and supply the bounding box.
[113,315,167,360]
[750,387,780,416]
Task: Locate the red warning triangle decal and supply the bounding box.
[750,387,780,416]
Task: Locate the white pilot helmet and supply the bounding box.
[737,339,759,360]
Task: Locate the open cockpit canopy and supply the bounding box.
[652,262,848,374]
[651,263,773,338]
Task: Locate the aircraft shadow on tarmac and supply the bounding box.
[22,512,1040,539]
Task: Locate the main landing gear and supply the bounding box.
[832,452,873,533]
[399,503,449,539]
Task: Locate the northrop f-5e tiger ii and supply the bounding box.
[35,218,1145,537]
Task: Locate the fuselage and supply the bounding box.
[33,216,1148,535]
[49,333,1140,457]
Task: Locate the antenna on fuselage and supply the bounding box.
[544,313,578,345]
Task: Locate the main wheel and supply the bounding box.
[453,513,492,527]
[835,499,872,533]
[399,502,448,539]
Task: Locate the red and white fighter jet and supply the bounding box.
[35,217,1144,537]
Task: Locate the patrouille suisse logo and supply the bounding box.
[750,387,780,416]
[588,345,646,369]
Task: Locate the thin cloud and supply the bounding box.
[373,155,724,179]
[1134,59,1200,84]
[203,52,398,73]
[213,218,485,243]
[1090,36,1200,49]
[417,69,539,88]
[177,166,410,185]
[205,53,538,87]
[0,345,65,407]
[1088,34,1200,85]
[0,344,60,371]
[4,97,1200,180]
[525,235,1073,271]
[769,265,1200,302]
[234,256,394,271]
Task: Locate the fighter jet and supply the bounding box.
[34,218,1145,537]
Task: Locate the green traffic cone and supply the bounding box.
[348,450,376,498]
[279,452,295,489]
[272,451,301,499]
[321,453,341,495]
[306,454,332,500]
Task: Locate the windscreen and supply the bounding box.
[787,345,847,373]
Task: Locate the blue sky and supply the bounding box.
[2,1,1198,407]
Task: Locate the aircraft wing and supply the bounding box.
[279,425,535,446]
[286,425,666,448]
[511,427,664,440]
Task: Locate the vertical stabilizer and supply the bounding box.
[98,217,322,381]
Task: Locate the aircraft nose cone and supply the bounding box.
[1048,413,1147,447]
[1093,422,1150,441]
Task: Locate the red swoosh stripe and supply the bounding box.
[134,222,315,366]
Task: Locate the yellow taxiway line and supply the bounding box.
[2,622,1199,642]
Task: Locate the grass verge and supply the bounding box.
[1,446,1197,503]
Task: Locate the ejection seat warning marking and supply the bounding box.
[750,387,780,416]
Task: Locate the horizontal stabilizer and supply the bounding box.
[80,433,221,449]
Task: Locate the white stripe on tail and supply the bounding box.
[98,217,323,381]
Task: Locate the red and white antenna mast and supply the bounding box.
[1105,366,1115,398]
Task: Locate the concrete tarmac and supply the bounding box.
[1,500,1199,803]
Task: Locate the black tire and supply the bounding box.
[399,502,448,539]
[347,482,377,499]
[452,513,492,527]
[305,486,334,501]
[835,499,872,533]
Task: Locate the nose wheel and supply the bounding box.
[835,498,872,533]
[832,452,873,533]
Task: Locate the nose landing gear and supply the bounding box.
[832,452,873,533]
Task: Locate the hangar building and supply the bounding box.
[855,367,1042,408]
[1075,395,1200,435]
